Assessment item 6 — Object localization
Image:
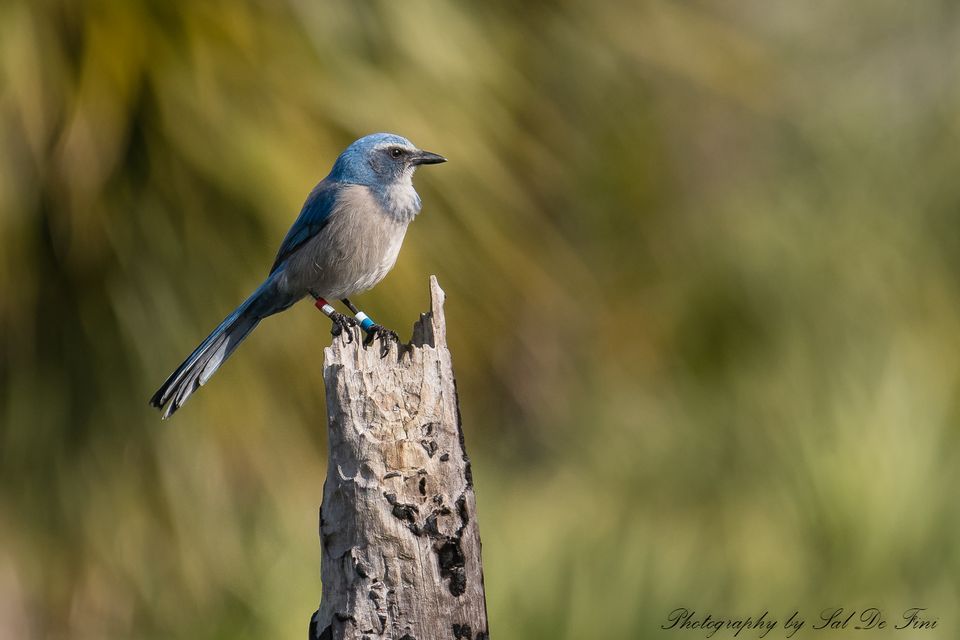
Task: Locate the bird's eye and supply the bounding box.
[391,148,404,158]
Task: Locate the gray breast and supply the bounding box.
[281,184,410,300]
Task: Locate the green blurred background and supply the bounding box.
[2,1,960,638]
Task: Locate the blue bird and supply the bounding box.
[150,133,446,418]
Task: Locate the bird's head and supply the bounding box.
[328,133,446,187]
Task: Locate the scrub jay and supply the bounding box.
[150,133,446,419]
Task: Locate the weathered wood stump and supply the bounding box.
[309,276,489,640]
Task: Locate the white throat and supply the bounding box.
[382,171,422,222]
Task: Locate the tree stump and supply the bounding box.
[309,276,489,640]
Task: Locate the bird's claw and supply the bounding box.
[329,311,358,342]
[363,324,399,357]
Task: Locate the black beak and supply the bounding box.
[412,150,447,166]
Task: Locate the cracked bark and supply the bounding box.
[309,276,489,640]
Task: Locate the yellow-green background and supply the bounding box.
[2,1,959,638]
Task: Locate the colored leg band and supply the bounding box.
[355,312,375,332]
[314,297,336,317]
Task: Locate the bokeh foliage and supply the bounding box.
[2,1,960,638]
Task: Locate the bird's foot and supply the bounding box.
[329,311,358,342]
[363,324,399,357]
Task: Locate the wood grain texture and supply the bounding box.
[309,276,489,640]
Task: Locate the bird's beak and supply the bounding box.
[412,150,447,166]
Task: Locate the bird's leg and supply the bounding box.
[341,298,399,357]
[313,296,357,342]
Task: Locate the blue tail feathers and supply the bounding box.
[149,276,294,419]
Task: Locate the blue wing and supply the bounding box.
[270,180,340,274]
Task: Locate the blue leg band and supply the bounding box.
[355,312,376,332]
